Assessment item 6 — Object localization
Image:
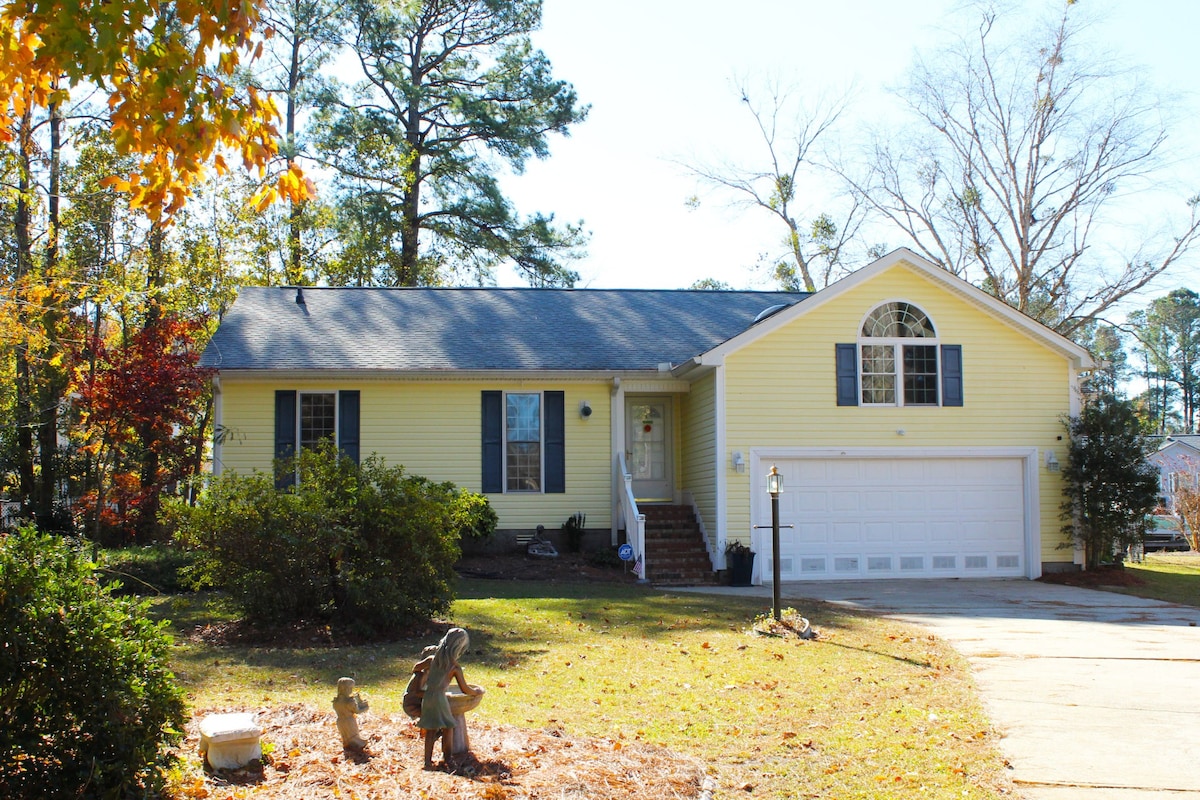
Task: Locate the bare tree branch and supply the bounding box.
[840,2,1199,336]
[681,79,865,292]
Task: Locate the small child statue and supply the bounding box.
[332,676,370,751]
[402,645,439,720]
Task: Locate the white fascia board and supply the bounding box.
[697,248,1095,369]
[212,368,661,383]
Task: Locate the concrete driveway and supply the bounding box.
[683,579,1200,798]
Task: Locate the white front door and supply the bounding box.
[626,397,672,501]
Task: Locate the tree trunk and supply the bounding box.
[35,95,64,526]
[14,109,35,517]
[286,26,305,285]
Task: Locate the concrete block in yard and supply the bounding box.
[199,712,262,770]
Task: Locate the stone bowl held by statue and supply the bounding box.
[447,684,485,715]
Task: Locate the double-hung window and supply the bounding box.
[836,302,963,407]
[505,392,542,492]
[299,392,337,451]
[274,390,360,487]
[481,390,565,494]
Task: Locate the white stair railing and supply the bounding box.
[616,452,647,582]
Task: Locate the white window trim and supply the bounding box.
[298,390,340,451]
[503,390,545,494]
[857,340,943,407]
[857,301,942,408]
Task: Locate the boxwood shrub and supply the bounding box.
[0,528,186,799]
[174,446,496,633]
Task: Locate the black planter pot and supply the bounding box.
[728,550,755,587]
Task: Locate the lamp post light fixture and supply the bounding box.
[767,465,782,621]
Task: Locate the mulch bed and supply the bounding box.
[176,704,706,800]
[455,551,641,584]
[1037,565,1146,588]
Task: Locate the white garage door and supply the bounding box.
[753,455,1030,581]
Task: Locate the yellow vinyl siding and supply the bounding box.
[680,371,718,550]
[722,261,1074,567]
[217,378,613,530]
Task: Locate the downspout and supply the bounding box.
[211,375,223,476]
[1068,358,1084,567]
[714,364,727,569]
[610,376,623,546]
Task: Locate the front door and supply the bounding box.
[625,397,673,502]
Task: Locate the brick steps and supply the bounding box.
[640,504,721,586]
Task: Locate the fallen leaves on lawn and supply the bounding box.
[174,703,706,799]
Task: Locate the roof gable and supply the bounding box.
[200,286,808,373]
[694,249,1095,369]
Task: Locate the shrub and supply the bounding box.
[0,527,186,799]
[175,446,494,632]
[561,512,586,553]
[1060,394,1160,568]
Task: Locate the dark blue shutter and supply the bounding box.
[481,391,503,493]
[544,391,565,494]
[338,390,360,463]
[274,390,297,489]
[941,345,964,407]
[835,344,859,406]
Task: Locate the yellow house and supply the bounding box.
[200,249,1094,584]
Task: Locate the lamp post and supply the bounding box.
[767,464,782,621]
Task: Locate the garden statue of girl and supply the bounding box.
[332,677,370,751]
[418,627,481,770]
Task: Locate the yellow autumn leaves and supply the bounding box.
[0,0,312,220]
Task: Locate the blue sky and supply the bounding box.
[498,0,1200,308]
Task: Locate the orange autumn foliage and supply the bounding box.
[0,0,312,220]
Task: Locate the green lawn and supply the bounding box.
[1118,552,1200,606]
[157,579,1013,799]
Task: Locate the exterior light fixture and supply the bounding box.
[767,464,783,497]
[1046,451,1060,472]
[732,451,746,473]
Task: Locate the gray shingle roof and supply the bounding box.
[199,286,809,372]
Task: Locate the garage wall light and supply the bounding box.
[731,451,745,473]
[1045,451,1060,472]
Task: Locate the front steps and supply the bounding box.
[639,504,721,586]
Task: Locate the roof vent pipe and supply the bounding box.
[295,287,305,305]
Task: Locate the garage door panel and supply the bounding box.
[758,455,1029,581]
[864,492,894,512]
[830,522,861,544]
[830,491,861,513]
[927,490,961,512]
[796,489,830,513]
[960,521,993,541]
[797,522,827,544]
[929,521,958,543]
[895,521,928,543]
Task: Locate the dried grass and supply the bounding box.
[173,703,706,800]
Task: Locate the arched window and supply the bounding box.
[834,302,962,408]
[861,302,936,339]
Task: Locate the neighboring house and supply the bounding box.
[200,249,1094,583]
[1148,436,1200,512]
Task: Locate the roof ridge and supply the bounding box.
[254,285,808,295]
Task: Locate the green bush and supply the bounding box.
[0,528,186,799]
[175,446,495,632]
